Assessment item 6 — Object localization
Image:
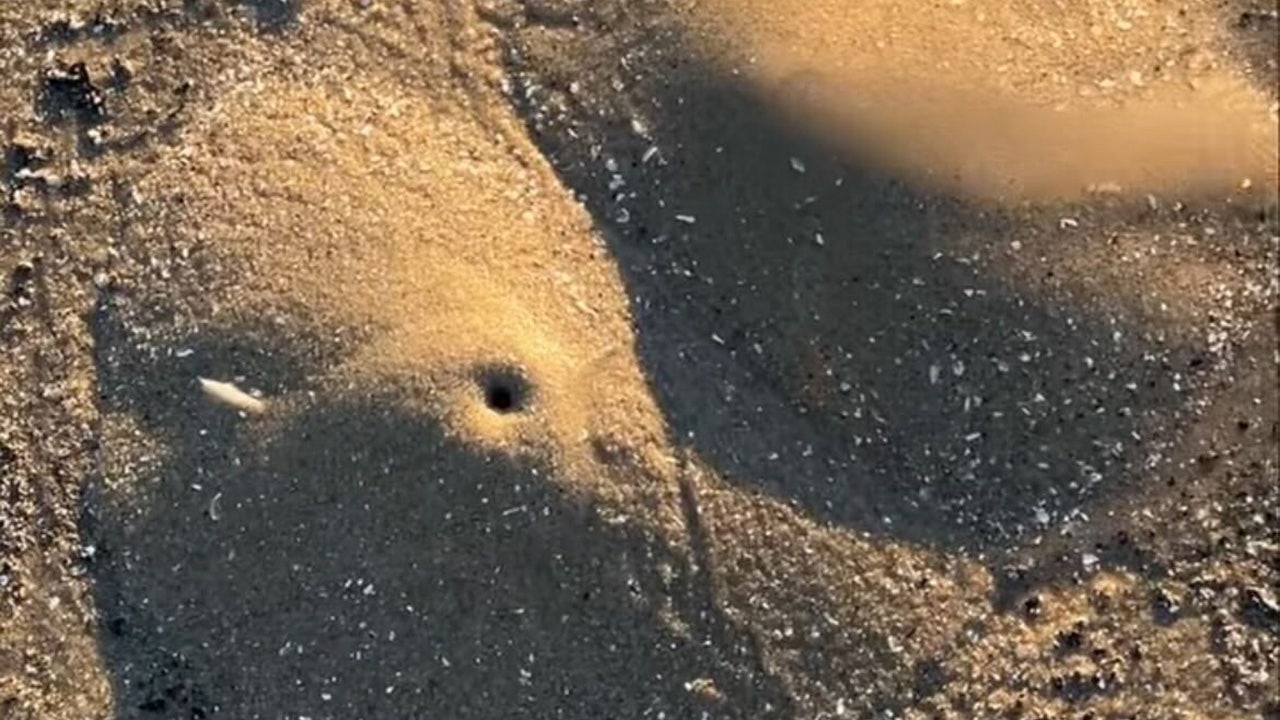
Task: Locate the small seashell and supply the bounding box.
[198,377,267,414]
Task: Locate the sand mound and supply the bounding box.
[87,62,992,718]
[139,71,672,481]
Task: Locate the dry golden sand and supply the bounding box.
[1,0,1277,718]
[130,60,985,707]
[137,66,692,531]
[684,0,1280,202]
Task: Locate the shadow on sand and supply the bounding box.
[73,4,1267,715]
[82,296,790,718]
[498,10,1209,572]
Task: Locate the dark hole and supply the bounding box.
[486,383,515,412]
[478,366,530,414]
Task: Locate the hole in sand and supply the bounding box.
[477,366,530,414]
[487,383,515,412]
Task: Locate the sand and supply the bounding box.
[1,0,1277,718]
[683,0,1279,201]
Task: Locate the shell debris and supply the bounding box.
[198,377,268,415]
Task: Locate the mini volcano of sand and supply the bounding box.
[137,74,671,481]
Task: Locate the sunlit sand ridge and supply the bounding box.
[685,0,1279,202]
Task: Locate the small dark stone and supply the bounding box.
[9,261,35,298]
[1239,587,1280,632]
[1055,628,1084,654]
[107,58,133,91]
[1150,588,1180,626]
[1023,595,1042,619]
[0,442,14,472]
[911,657,948,700]
[38,63,106,126]
[1050,670,1104,703]
[3,143,42,185]
[1195,452,1220,472]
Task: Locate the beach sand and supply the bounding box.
[1,1,1277,717]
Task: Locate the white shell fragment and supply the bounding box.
[198,377,267,415]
